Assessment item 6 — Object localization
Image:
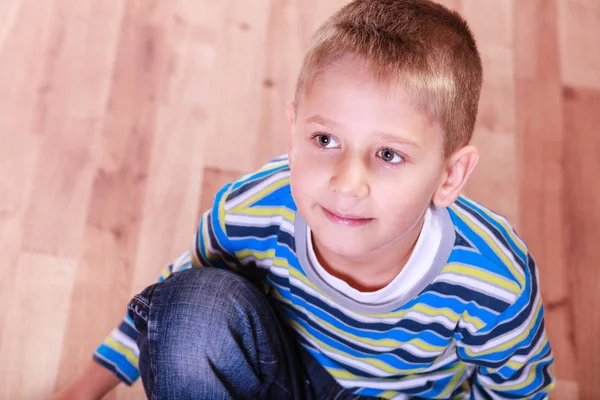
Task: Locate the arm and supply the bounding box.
[458,254,556,399]
[48,360,121,400]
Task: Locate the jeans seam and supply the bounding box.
[271,378,294,399]
[147,284,162,400]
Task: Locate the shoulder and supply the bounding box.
[221,154,292,211]
[447,195,529,287]
[213,155,295,246]
[441,196,545,337]
[441,196,536,316]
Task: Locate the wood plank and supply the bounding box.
[54,0,168,391]
[254,0,305,168]
[554,380,580,400]
[557,0,600,89]
[562,85,600,400]
[129,0,221,295]
[204,0,271,172]
[460,0,518,223]
[20,0,123,258]
[199,167,244,214]
[0,253,77,399]
[512,0,575,381]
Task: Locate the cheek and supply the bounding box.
[290,162,318,199]
[370,172,438,214]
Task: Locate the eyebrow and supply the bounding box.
[305,113,420,148]
[305,114,343,130]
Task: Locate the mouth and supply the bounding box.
[321,206,374,227]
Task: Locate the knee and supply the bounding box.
[141,267,269,366]
[154,267,265,323]
[134,268,283,397]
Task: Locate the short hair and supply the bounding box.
[294,0,483,155]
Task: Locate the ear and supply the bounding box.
[286,101,297,165]
[432,145,479,207]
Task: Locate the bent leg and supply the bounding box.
[127,267,307,400]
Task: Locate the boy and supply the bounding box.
[55,0,555,398]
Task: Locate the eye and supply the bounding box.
[377,148,404,164]
[313,134,340,149]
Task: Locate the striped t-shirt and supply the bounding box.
[94,155,555,399]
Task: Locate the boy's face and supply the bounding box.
[287,60,447,260]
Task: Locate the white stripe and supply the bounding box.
[469,288,541,354]
[239,255,273,269]
[279,268,458,332]
[110,329,140,358]
[478,361,534,389]
[454,206,525,283]
[225,170,290,211]
[93,352,134,384]
[296,330,392,376]
[457,317,481,335]
[226,213,281,227]
[280,218,295,236]
[200,213,232,267]
[336,369,454,390]
[460,197,527,250]
[437,273,517,304]
[172,251,192,271]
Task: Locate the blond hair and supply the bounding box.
[295,0,483,155]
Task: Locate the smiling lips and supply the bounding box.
[321,206,374,226]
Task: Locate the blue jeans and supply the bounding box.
[128,267,376,399]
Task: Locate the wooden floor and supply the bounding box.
[0,0,598,399]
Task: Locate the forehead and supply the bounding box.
[298,59,438,136]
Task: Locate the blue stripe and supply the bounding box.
[449,209,527,277]
[456,197,527,262]
[118,319,139,341]
[229,164,289,195]
[94,345,139,384]
[228,224,281,241]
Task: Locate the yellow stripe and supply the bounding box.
[438,363,469,397]
[231,178,291,212]
[461,311,486,330]
[444,263,521,294]
[452,206,525,286]
[374,303,466,325]
[286,279,484,331]
[105,337,138,366]
[485,364,537,391]
[232,206,295,222]
[464,299,543,358]
[201,213,220,261]
[236,248,275,260]
[257,159,288,173]
[288,267,332,299]
[292,299,447,352]
[191,232,202,267]
[218,185,231,233]
[503,337,550,371]
[293,321,424,375]
[230,160,287,188]
[159,268,170,281]
[459,196,527,255]
[326,368,356,380]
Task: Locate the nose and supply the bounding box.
[329,155,370,199]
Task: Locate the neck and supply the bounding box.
[312,216,425,292]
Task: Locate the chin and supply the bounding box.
[315,231,375,259]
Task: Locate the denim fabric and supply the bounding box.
[128,268,374,400]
